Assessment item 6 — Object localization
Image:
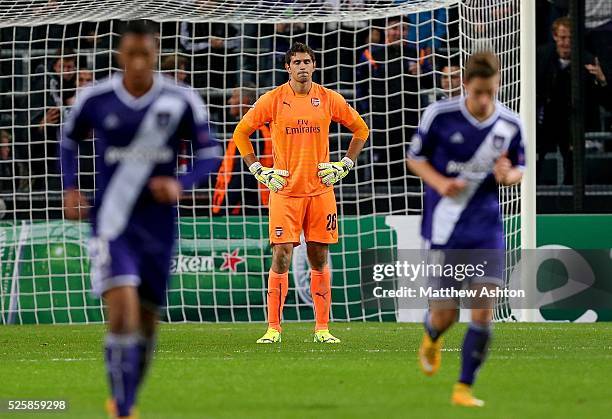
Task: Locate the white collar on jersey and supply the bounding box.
[112,72,163,110]
[459,96,500,129]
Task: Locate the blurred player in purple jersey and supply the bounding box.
[60,21,220,419]
[407,51,525,407]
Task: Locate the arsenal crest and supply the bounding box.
[311,98,320,107]
[275,227,283,237]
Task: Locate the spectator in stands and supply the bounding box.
[158,54,193,173]
[66,69,94,106]
[585,0,612,85]
[366,28,382,45]
[357,15,432,183]
[406,7,447,76]
[212,84,272,215]
[77,69,93,87]
[179,21,239,89]
[159,54,194,177]
[438,63,462,99]
[536,16,610,184]
[32,48,77,107]
[537,0,569,43]
[0,129,15,194]
[160,54,189,84]
[318,3,369,86]
[29,48,77,191]
[64,68,97,190]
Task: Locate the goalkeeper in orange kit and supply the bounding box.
[233,43,369,343]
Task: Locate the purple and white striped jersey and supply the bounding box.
[61,73,220,243]
[408,96,525,249]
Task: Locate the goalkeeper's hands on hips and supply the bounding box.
[249,162,289,192]
[317,157,354,186]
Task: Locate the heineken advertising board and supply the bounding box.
[0,216,397,324]
[2,215,610,324]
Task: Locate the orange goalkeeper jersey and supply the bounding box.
[241,82,363,197]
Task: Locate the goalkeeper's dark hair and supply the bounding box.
[120,20,158,38]
[464,51,499,81]
[285,42,316,66]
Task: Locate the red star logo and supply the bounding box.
[220,248,244,272]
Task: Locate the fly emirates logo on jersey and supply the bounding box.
[285,119,321,135]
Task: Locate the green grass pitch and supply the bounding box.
[1,323,611,419]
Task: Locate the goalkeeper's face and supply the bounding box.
[118,34,158,85]
[285,52,315,84]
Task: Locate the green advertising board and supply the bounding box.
[536,215,612,322]
[0,216,397,324]
[2,214,610,324]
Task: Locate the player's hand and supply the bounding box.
[436,177,467,197]
[149,176,182,204]
[317,157,354,186]
[249,162,289,193]
[63,188,90,220]
[493,152,512,184]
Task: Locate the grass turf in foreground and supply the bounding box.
[1,323,611,419]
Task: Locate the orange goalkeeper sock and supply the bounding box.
[267,269,288,332]
[311,266,331,331]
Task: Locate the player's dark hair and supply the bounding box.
[464,51,499,81]
[120,20,158,38]
[285,42,316,66]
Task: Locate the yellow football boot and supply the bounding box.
[418,332,443,376]
[256,328,281,343]
[105,399,139,419]
[313,329,341,343]
[451,383,485,407]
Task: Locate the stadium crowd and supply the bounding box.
[0,0,610,214]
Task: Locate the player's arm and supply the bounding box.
[151,91,222,204]
[318,92,369,186]
[60,92,92,220]
[233,94,289,192]
[493,153,523,186]
[406,107,466,197]
[407,159,466,197]
[494,125,525,186]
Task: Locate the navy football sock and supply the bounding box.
[104,333,141,417]
[459,322,491,386]
[424,311,443,342]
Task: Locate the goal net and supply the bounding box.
[0,0,524,324]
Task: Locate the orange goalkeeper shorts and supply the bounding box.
[268,190,338,245]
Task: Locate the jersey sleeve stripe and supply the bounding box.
[419,98,461,133]
[62,79,113,137]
